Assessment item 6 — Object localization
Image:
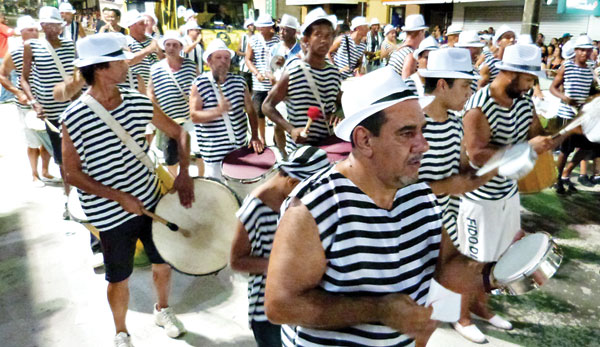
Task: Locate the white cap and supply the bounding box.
[562,41,575,60]
[158,31,185,50]
[401,14,427,32]
[335,67,418,142]
[39,6,65,24]
[413,35,439,59]
[122,10,145,28]
[418,48,480,80]
[243,18,254,29]
[517,34,533,45]
[573,34,594,49]
[369,18,380,27]
[15,15,40,34]
[142,11,158,25]
[58,2,76,14]
[280,14,299,30]
[255,13,274,28]
[74,33,133,68]
[383,24,395,37]
[184,9,197,21]
[350,16,368,31]
[494,25,515,45]
[455,30,485,48]
[301,7,336,35]
[183,22,202,31]
[203,38,234,63]
[496,44,544,78]
[446,24,462,36]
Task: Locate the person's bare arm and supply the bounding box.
[477,63,491,89]
[245,43,264,81]
[549,65,577,106]
[402,53,417,79]
[78,22,87,38]
[262,71,300,137]
[0,53,26,103]
[230,220,269,274]
[136,74,146,94]
[462,107,497,167]
[126,40,160,66]
[327,36,343,64]
[243,86,264,153]
[146,78,158,103]
[53,68,85,101]
[474,52,486,68]
[527,109,557,154]
[189,83,230,123]
[20,43,44,116]
[183,37,202,54]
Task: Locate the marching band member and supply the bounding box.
[364,18,382,72]
[407,35,439,96]
[380,24,398,66]
[388,14,427,83]
[477,25,515,88]
[455,30,485,94]
[328,16,367,80]
[190,39,263,180]
[59,2,86,46]
[442,24,462,48]
[182,22,204,70]
[123,10,163,85]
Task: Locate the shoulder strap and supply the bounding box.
[298,62,332,134]
[41,39,69,81]
[344,35,352,69]
[161,60,189,102]
[205,73,237,143]
[127,69,135,90]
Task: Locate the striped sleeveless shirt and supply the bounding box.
[59,21,81,46]
[193,72,248,163]
[249,34,280,91]
[333,34,367,80]
[419,112,463,243]
[182,35,204,72]
[236,195,279,324]
[127,35,159,83]
[388,46,413,76]
[464,86,534,201]
[556,60,593,119]
[284,60,341,154]
[29,38,75,121]
[60,89,161,231]
[381,40,395,66]
[150,58,196,121]
[481,51,500,84]
[282,167,443,347]
[9,44,27,110]
[470,65,480,94]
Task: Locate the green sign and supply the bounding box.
[557,0,600,15]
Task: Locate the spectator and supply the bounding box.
[547,45,563,71]
[98,8,125,34]
[536,32,545,46]
[0,12,15,103]
[541,45,549,68]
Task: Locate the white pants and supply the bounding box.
[457,194,521,262]
[204,161,223,181]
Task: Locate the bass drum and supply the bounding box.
[221,146,279,200]
[152,178,240,276]
[517,151,557,194]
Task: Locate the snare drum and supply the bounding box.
[24,110,46,131]
[493,232,562,295]
[318,136,352,163]
[221,146,279,199]
[152,178,240,275]
[517,151,557,194]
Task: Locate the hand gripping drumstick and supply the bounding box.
[300,106,322,138]
[142,208,191,237]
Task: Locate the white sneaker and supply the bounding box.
[114,332,134,347]
[154,304,186,338]
[488,314,513,330]
[453,322,486,343]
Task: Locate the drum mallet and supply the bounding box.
[300,106,322,138]
[142,209,191,237]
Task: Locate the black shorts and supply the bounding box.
[252,91,269,119]
[164,138,179,166]
[560,134,595,154]
[99,212,165,283]
[46,119,62,165]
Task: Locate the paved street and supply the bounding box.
[0,100,598,347]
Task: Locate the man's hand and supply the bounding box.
[563,96,579,107]
[290,127,308,143]
[528,135,554,154]
[17,91,28,105]
[327,113,343,127]
[249,135,264,154]
[256,73,266,82]
[379,294,437,344]
[172,170,194,208]
[33,102,44,118]
[117,192,144,215]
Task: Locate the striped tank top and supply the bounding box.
[236,195,279,324]
[388,46,413,76]
[419,112,463,243]
[127,35,159,84]
[150,58,196,121]
[333,34,367,80]
[464,86,534,201]
[9,44,27,110]
[282,167,442,347]
[481,50,500,84]
[284,60,341,154]
[556,60,593,119]
[249,34,280,91]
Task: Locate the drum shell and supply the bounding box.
[221,147,280,200]
[517,151,557,194]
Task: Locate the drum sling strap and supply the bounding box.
[160,60,190,126]
[80,93,174,194]
[206,72,237,143]
[39,39,70,133]
[299,62,333,135]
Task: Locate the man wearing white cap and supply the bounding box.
[182,22,204,70]
[265,66,504,347]
[142,11,160,39]
[329,16,367,79]
[60,33,194,347]
[123,9,164,84]
[455,30,485,94]
[389,14,427,84]
[236,18,255,85]
[364,18,383,72]
[59,2,86,45]
[263,7,341,154]
[477,24,515,88]
[191,39,263,179]
[148,31,199,177]
[380,24,398,65]
[457,44,558,342]
[442,24,461,48]
[245,13,280,142]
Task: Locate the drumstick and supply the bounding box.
[300,106,322,138]
[551,99,600,139]
[142,208,191,237]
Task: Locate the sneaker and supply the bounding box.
[565,179,578,193]
[592,176,600,185]
[154,304,186,338]
[577,175,595,187]
[453,322,486,343]
[487,315,513,330]
[114,332,133,347]
[91,252,104,269]
[555,181,566,195]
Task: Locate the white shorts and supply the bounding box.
[18,107,51,149]
[204,161,223,181]
[457,194,521,262]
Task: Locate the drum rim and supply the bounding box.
[221,146,279,184]
[494,232,552,283]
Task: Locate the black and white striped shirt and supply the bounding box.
[249,34,280,91]
[381,40,396,66]
[282,167,442,347]
[150,58,196,121]
[193,72,248,163]
[127,35,159,84]
[388,45,413,76]
[284,60,341,154]
[28,39,75,121]
[481,51,500,84]
[60,89,161,231]
[236,195,279,324]
[556,60,593,119]
[470,65,480,94]
[9,44,27,109]
[464,86,534,201]
[419,112,463,243]
[59,21,81,46]
[333,34,367,80]
[182,35,204,72]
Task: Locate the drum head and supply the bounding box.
[25,110,46,131]
[477,143,534,177]
[493,233,549,284]
[318,136,351,163]
[222,147,276,181]
[67,189,88,223]
[153,178,240,276]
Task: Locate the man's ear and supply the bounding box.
[351,126,374,158]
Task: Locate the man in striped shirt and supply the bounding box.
[328,16,367,80]
[59,2,86,46]
[265,67,503,347]
[476,25,515,89]
[123,10,164,85]
[388,14,427,83]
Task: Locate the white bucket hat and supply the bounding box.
[158,31,185,50]
[39,6,65,24]
[335,66,418,142]
[243,18,254,29]
[518,34,533,45]
[383,24,395,37]
[494,25,515,45]
[562,41,575,60]
[573,34,594,49]
[413,35,439,59]
[203,39,234,63]
[350,16,368,31]
[255,13,274,28]
[455,30,485,48]
[142,11,158,25]
[419,48,480,80]
[58,2,76,14]
[280,14,299,30]
[122,10,145,27]
[15,15,40,34]
[183,22,202,31]
[369,18,380,27]
[401,14,427,32]
[74,33,133,68]
[184,9,197,22]
[446,23,462,36]
[300,7,337,35]
[496,44,544,78]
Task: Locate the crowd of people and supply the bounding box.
[0,3,598,347]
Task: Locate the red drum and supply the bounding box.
[221,146,279,199]
[318,136,352,163]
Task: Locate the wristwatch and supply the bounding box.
[27,99,38,106]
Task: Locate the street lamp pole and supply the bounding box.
[522,0,542,39]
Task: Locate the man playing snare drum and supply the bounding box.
[60,34,194,347]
